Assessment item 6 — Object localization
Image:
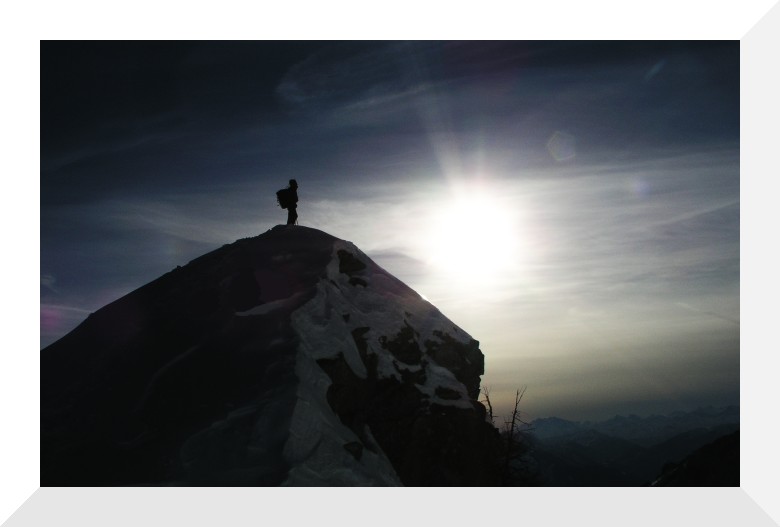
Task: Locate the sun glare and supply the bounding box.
[424,188,523,287]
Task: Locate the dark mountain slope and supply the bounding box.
[41,226,501,486]
[652,431,739,486]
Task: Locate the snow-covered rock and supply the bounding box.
[41,226,501,486]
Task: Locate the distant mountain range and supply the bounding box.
[523,407,739,486]
[531,406,739,446]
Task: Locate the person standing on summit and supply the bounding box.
[279,179,298,225]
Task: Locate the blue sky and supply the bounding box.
[40,41,739,420]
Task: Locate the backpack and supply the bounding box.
[276,188,292,209]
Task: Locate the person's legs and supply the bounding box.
[287,206,298,225]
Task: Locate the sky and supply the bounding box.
[40,41,740,421]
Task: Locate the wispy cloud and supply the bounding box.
[40,274,58,293]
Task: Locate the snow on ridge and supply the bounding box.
[282,236,482,485]
[282,241,401,486]
[327,240,476,406]
[281,337,400,486]
[328,239,475,348]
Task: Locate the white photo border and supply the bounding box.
[6,0,778,525]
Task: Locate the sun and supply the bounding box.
[424,188,523,286]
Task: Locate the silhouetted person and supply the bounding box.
[286,179,299,225]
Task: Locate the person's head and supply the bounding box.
[289,179,298,189]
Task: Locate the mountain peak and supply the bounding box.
[41,226,501,486]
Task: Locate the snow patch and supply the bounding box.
[235,291,308,317]
[415,361,473,409]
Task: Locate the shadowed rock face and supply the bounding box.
[652,431,739,487]
[318,344,500,486]
[41,226,501,486]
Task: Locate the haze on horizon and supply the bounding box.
[40,41,739,421]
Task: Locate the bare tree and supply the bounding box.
[480,386,495,425]
[502,386,533,483]
[481,384,538,484]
